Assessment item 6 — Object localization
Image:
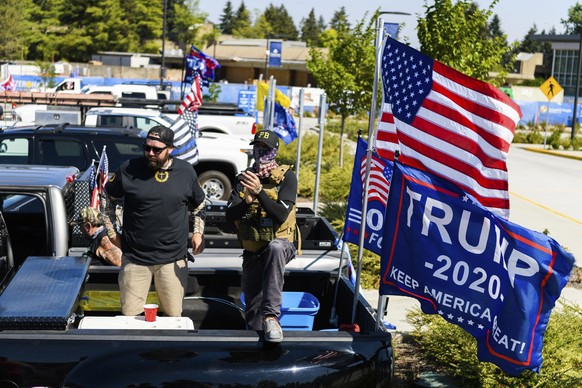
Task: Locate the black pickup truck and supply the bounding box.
[0,165,394,387]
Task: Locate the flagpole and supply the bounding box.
[294,88,305,181]
[312,93,326,215]
[94,145,107,209]
[350,16,386,324]
[269,77,276,131]
[329,237,348,326]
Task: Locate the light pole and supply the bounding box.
[572,32,582,140]
[160,0,168,89]
[264,34,270,79]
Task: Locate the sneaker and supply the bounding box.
[263,316,283,343]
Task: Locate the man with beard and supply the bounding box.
[105,126,206,317]
[226,130,297,342]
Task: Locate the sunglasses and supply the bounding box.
[143,144,167,154]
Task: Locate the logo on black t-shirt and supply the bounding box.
[155,170,169,183]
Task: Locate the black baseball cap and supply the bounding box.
[250,130,279,149]
[146,125,174,147]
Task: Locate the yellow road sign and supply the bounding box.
[539,77,562,100]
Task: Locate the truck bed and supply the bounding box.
[0,254,393,387]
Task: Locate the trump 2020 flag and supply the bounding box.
[374,36,522,219]
[343,137,393,255]
[380,162,575,375]
[184,45,220,84]
[273,102,297,145]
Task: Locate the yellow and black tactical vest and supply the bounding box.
[235,165,297,252]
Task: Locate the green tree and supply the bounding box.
[307,12,377,166]
[417,0,515,85]
[318,16,327,32]
[232,1,252,37]
[121,0,162,52]
[329,6,350,31]
[519,25,543,53]
[562,2,582,34]
[488,14,505,42]
[263,4,298,40]
[488,13,515,67]
[300,8,321,46]
[219,0,235,34]
[169,2,206,52]
[0,0,39,60]
[56,0,133,61]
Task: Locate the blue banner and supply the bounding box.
[272,102,296,144]
[515,100,582,126]
[268,41,282,67]
[380,162,575,375]
[343,138,393,255]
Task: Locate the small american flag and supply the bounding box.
[342,137,393,256]
[360,154,393,207]
[90,147,109,209]
[178,75,202,115]
[374,37,521,218]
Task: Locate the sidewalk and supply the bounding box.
[362,286,582,333]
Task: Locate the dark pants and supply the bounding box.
[241,238,296,330]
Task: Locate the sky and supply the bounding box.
[197,0,575,48]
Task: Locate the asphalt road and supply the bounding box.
[507,145,582,266]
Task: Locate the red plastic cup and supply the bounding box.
[144,304,158,322]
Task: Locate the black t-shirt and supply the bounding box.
[105,157,205,265]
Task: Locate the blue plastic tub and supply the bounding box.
[241,291,320,331]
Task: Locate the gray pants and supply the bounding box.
[241,238,296,330]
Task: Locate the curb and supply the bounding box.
[523,147,582,161]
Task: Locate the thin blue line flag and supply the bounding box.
[380,162,575,375]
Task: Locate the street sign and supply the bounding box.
[539,76,562,101]
[237,90,256,114]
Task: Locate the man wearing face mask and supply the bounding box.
[105,125,206,317]
[226,129,298,343]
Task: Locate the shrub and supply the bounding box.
[407,301,582,387]
[547,128,563,149]
[525,129,544,144]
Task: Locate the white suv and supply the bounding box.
[85,107,252,200]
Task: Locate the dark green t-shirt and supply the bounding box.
[105,157,205,265]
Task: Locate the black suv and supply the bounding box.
[0,124,145,172]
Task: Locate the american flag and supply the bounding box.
[90,147,109,209]
[178,75,202,115]
[360,154,393,207]
[374,37,521,218]
[343,137,393,256]
[171,75,202,165]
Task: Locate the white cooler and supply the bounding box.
[78,316,194,330]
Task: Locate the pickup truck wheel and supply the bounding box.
[199,171,232,200]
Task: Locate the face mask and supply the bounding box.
[253,146,278,165]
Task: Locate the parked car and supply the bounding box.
[86,106,256,139]
[0,123,251,200]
